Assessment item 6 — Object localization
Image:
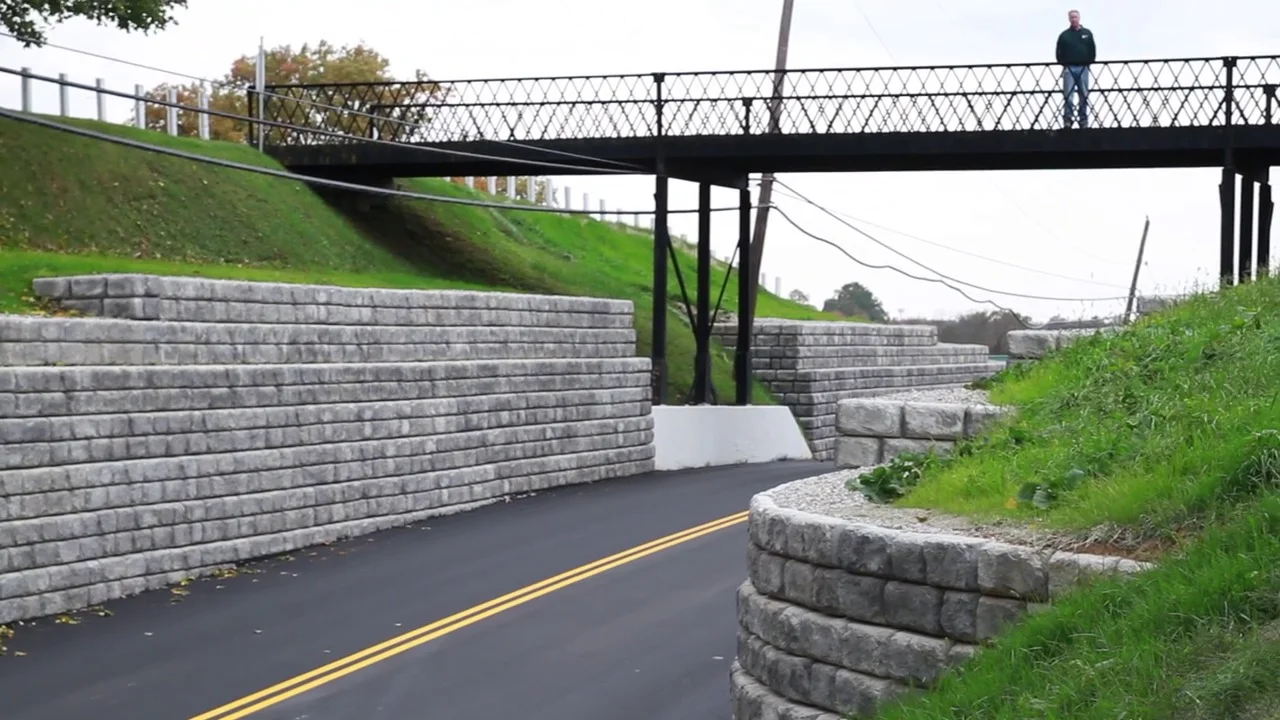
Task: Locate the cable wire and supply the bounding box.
[0,30,647,172]
[773,179,1132,302]
[765,184,1131,289]
[768,205,1097,329]
[0,106,753,216]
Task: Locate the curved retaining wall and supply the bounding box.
[731,491,1150,719]
[1006,327,1118,364]
[0,275,654,624]
[834,397,1013,468]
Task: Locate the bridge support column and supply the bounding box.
[1258,168,1273,278]
[1240,172,1255,283]
[1220,166,1236,287]
[652,173,670,405]
[692,183,713,404]
[735,184,753,405]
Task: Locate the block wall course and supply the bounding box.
[732,490,1153,718]
[1,278,656,625]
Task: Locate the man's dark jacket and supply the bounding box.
[1056,26,1096,66]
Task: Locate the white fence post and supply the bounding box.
[58,73,69,116]
[95,78,106,121]
[775,277,782,295]
[599,199,606,221]
[20,68,31,112]
[134,84,146,129]
[465,177,475,189]
[487,176,497,194]
[165,86,178,135]
[198,87,210,140]
[583,192,589,213]
[506,176,515,199]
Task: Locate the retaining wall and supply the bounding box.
[833,398,1013,468]
[1006,327,1118,363]
[0,275,655,624]
[712,320,1004,461]
[731,491,1151,719]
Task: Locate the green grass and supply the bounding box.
[861,277,1280,717]
[892,278,1280,536]
[0,114,838,402]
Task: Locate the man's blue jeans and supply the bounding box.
[1063,65,1090,128]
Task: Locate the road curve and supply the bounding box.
[0,460,828,720]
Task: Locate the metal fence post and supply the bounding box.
[165,86,178,135]
[198,87,210,140]
[58,73,69,116]
[135,84,146,129]
[20,67,31,112]
[95,78,106,121]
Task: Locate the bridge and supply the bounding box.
[252,55,1280,409]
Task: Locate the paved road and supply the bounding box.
[1,460,827,720]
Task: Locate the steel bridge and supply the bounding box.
[253,55,1280,405]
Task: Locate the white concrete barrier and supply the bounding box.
[652,406,814,470]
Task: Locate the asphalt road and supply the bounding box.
[0,460,827,720]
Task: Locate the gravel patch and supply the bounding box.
[767,466,1104,552]
[865,385,993,405]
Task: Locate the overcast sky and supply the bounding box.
[3,0,1279,320]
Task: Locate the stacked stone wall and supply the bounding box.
[0,275,654,624]
[833,398,1013,467]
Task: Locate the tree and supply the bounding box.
[134,40,446,144]
[822,281,887,322]
[2,0,185,47]
[787,289,811,306]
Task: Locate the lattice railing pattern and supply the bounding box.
[259,56,1280,147]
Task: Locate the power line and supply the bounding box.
[769,205,1116,330]
[774,180,1132,302]
[765,184,1131,289]
[0,30,648,173]
[0,106,754,216]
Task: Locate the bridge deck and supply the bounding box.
[257,55,1280,178]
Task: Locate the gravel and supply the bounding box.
[863,385,993,405]
[766,467,1095,551]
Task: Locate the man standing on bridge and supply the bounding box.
[1056,9,1096,129]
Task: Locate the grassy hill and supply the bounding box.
[0,114,838,403]
[863,278,1280,719]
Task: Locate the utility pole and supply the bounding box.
[1123,216,1151,324]
[745,0,796,326]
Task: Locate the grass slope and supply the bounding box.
[0,115,836,402]
[867,278,1280,718]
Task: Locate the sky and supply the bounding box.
[2,0,1279,321]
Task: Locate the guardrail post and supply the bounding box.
[165,86,178,135]
[135,84,145,128]
[58,73,69,116]
[20,67,31,112]
[198,87,210,140]
[95,78,106,121]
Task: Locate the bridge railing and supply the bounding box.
[257,56,1280,147]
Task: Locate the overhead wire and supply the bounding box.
[773,179,1132,302]
[768,205,1118,330]
[0,30,648,172]
[0,105,755,216]
[764,184,1131,289]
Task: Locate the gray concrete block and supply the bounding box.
[882,438,952,462]
[977,543,1051,601]
[964,404,1009,437]
[881,581,944,636]
[975,595,1027,641]
[902,402,966,440]
[834,437,881,468]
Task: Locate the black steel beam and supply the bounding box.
[1260,167,1274,278]
[652,173,669,405]
[1221,166,1236,287]
[1240,173,1255,283]
[735,185,753,406]
[692,183,713,405]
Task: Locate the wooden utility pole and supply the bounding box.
[1123,216,1151,324]
[745,0,796,325]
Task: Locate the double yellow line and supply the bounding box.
[191,509,749,720]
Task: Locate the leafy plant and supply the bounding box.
[850,450,948,504]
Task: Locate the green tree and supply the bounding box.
[133,40,446,144]
[823,281,887,321]
[2,0,186,47]
[787,288,811,307]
